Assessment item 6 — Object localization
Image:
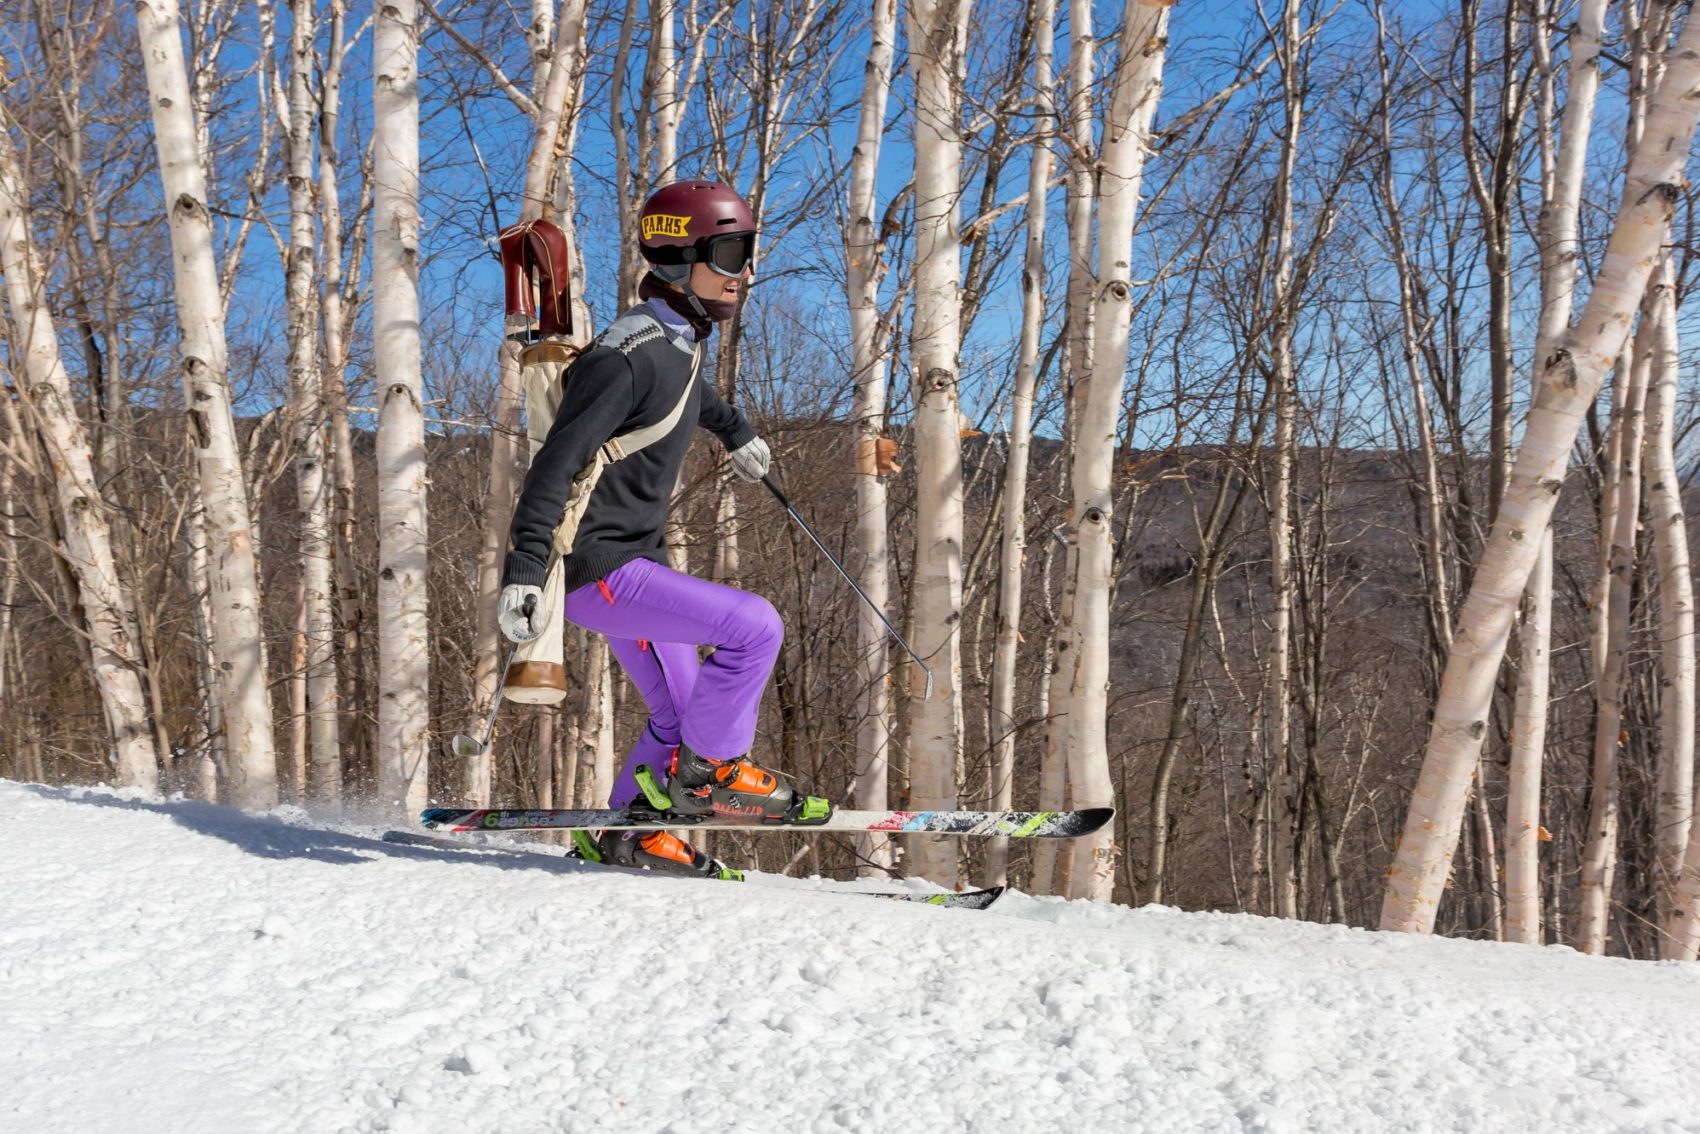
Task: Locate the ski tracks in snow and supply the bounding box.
[3,781,1698,1133]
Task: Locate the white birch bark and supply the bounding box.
[321,0,359,802]
[1507,529,1552,942]
[0,456,12,712]
[547,32,592,335]
[846,0,899,876]
[1579,314,1653,955]
[289,589,308,799]
[905,0,969,886]
[1508,0,1605,946]
[1261,0,1301,919]
[576,632,615,807]
[136,0,278,807]
[1380,11,1700,934]
[653,0,688,575]
[0,119,159,793]
[1587,353,1626,694]
[1645,267,1694,953]
[185,497,222,797]
[653,0,680,183]
[1672,830,1700,959]
[374,0,430,815]
[610,0,644,308]
[1066,0,1169,902]
[1575,1,1668,955]
[1030,0,1095,898]
[985,0,1054,887]
[520,1,590,221]
[284,0,340,802]
[469,0,591,805]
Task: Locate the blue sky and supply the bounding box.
[23,0,1683,460]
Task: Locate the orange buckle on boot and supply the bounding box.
[639,831,698,867]
[714,760,776,796]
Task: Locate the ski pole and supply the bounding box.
[761,473,933,701]
[449,591,538,760]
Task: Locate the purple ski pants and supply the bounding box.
[562,556,783,808]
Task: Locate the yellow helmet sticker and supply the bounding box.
[641,213,692,240]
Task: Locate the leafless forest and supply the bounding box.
[6,0,1700,959]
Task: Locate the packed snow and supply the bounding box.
[4,780,1698,1133]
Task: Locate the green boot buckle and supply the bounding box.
[570,829,604,862]
[789,795,832,825]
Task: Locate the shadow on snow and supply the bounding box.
[18,782,606,879]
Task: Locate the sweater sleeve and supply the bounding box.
[503,349,636,587]
[697,374,759,451]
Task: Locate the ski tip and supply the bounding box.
[1074,807,1115,835]
[420,808,465,830]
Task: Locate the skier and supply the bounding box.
[496,180,821,878]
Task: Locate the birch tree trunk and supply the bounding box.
[321,0,362,801]
[1460,0,1530,523]
[0,118,159,793]
[1645,266,1694,952]
[1380,10,1700,935]
[520,1,591,220]
[1579,313,1653,955]
[1261,0,1300,919]
[284,0,340,802]
[576,631,615,807]
[610,0,644,309]
[1507,534,1552,941]
[184,497,222,796]
[651,0,680,183]
[1066,0,1169,902]
[985,0,1054,888]
[1030,0,1095,898]
[653,0,691,577]
[1577,1,1669,955]
[905,0,969,887]
[469,0,590,805]
[136,0,278,807]
[374,0,430,815]
[846,0,899,877]
[1507,0,1605,946]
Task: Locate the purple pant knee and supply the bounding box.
[563,557,783,807]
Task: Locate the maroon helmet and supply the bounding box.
[638,180,757,282]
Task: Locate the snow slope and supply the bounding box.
[4,781,1698,1134]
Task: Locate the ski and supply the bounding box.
[867,885,1006,911]
[419,804,1111,839]
[379,830,1006,910]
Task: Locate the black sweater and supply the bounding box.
[502,305,757,593]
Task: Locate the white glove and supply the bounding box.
[729,436,770,482]
[497,584,545,643]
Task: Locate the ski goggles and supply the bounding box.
[702,232,756,277]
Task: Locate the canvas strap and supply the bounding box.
[549,320,703,555]
[599,335,702,462]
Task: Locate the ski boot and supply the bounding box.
[663,743,832,825]
[570,828,743,881]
